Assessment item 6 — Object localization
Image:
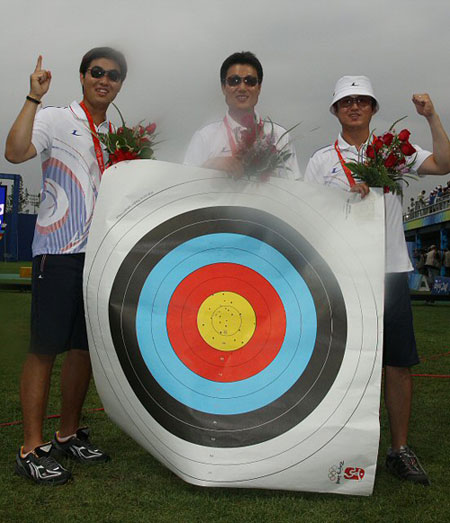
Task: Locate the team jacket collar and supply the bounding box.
[69,101,110,131]
[337,132,371,153]
[226,110,261,131]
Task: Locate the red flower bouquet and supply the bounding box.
[98,104,158,166]
[233,115,298,181]
[345,117,418,195]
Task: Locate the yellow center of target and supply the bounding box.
[197,291,256,351]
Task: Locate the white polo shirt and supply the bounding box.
[184,112,301,180]
[304,133,431,273]
[31,101,111,256]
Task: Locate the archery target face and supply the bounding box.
[109,206,346,447]
[85,162,384,490]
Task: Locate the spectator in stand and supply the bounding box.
[417,190,427,216]
[428,190,436,206]
[417,190,426,207]
[443,185,449,199]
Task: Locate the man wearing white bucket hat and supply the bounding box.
[305,75,450,485]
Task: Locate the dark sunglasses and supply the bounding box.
[226,75,259,87]
[338,96,372,108]
[87,66,122,83]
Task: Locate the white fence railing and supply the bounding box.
[403,196,450,222]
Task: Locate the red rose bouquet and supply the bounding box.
[234,115,298,181]
[97,104,158,166]
[345,117,418,195]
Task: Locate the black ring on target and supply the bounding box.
[109,206,347,447]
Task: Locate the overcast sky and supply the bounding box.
[1,0,449,209]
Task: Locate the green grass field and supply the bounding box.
[1,262,449,522]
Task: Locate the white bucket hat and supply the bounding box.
[330,75,379,114]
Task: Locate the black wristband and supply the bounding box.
[26,95,41,105]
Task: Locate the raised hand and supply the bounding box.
[29,55,51,100]
[412,93,435,118]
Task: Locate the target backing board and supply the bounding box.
[84,160,385,496]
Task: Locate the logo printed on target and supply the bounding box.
[328,461,365,483]
[328,461,344,484]
[344,467,365,481]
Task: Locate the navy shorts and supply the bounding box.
[383,272,419,367]
[30,253,89,355]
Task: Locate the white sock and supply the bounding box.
[56,431,76,443]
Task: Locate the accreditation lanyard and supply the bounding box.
[334,140,356,187]
[224,115,264,155]
[79,101,112,176]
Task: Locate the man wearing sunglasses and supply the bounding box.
[5,47,126,486]
[184,51,300,179]
[305,75,450,486]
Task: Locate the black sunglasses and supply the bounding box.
[87,66,122,83]
[226,75,259,87]
[338,96,372,108]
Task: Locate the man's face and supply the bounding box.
[221,64,261,115]
[335,95,374,131]
[80,57,123,108]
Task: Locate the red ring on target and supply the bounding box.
[167,263,286,381]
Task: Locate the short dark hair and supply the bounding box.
[79,47,127,81]
[220,51,263,85]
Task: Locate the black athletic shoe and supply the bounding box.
[386,446,430,486]
[15,443,72,486]
[52,427,110,464]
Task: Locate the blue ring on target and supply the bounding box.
[136,233,317,415]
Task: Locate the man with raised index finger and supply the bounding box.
[5,47,127,485]
[304,76,450,486]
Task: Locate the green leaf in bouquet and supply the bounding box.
[139,147,154,159]
[346,162,403,195]
[388,115,408,132]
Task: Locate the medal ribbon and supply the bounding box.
[79,101,112,176]
[334,140,356,187]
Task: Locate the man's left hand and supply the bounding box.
[350,182,370,198]
[412,93,435,118]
